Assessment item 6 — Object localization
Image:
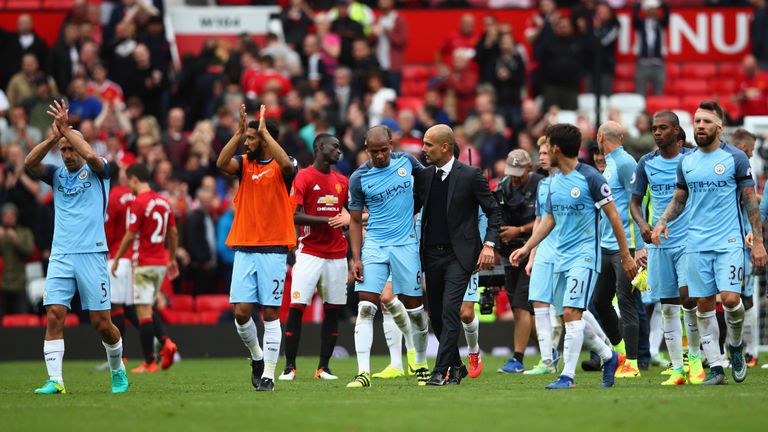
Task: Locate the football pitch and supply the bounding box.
[1,355,767,432]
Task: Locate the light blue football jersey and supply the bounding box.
[545,163,613,272]
[632,148,691,249]
[600,146,644,251]
[349,152,423,245]
[41,160,110,255]
[676,143,754,252]
[535,175,558,263]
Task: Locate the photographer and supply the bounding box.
[494,149,542,374]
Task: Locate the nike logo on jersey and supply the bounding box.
[685,169,694,174]
[649,171,659,176]
[251,170,272,181]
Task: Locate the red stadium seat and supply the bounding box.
[165,311,199,325]
[712,80,740,96]
[718,98,742,120]
[171,294,195,311]
[402,65,429,81]
[612,79,635,93]
[645,95,683,113]
[42,314,80,327]
[681,95,711,111]
[195,294,230,312]
[681,63,717,80]
[674,79,709,96]
[615,63,636,80]
[718,62,743,79]
[42,0,73,8]
[2,314,41,327]
[401,81,428,98]
[198,311,222,325]
[666,63,681,80]
[396,96,425,114]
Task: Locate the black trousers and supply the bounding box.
[424,246,472,375]
[592,249,639,359]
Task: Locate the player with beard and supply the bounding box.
[279,134,350,381]
[630,111,703,385]
[652,101,767,385]
[217,104,298,392]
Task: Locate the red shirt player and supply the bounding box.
[105,165,135,318]
[112,163,178,373]
[279,133,350,380]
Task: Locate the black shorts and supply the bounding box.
[504,264,532,313]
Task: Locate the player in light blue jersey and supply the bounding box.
[593,121,646,378]
[653,101,768,385]
[730,128,761,367]
[524,136,562,375]
[347,125,430,387]
[631,111,704,385]
[510,124,637,390]
[24,100,128,395]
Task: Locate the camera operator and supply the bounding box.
[494,149,542,374]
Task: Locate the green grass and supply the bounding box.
[1,355,767,431]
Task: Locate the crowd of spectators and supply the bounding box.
[0,0,767,320]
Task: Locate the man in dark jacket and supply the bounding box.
[183,188,218,294]
[539,16,589,110]
[752,0,768,71]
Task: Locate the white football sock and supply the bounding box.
[355,301,377,374]
[697,309,722,368]
[583,318,613,363]
[406,306,428,364]
[102,338,125,372]
[743,301,759,357]
[44,339,64,385]
[382,312,403,370]
[462,315,480,354]
[534,307,553,364]
[550,305,563,348]
[235,318,263,361]
[262,319,281,380]
[384,298,413,350]
[683,307,700,356]
[724,299,745,348]
[661,304,683,370]
[582,310,610,345]
[562,320,585,379]
[649,302,663,357]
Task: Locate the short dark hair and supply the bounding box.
[653,111,680,127]
[126,163,151,183]
[676,128,686,143]
[730,128,756,144]
[247,119,280,140]
[546,123,581,158]
[698,100,724,120]
[313,133,337,151]
[365,125,392,143]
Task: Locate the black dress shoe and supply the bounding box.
[447,364,468,385]
[426,370,448,386]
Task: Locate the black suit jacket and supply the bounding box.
[184,209,214,265]
[415,160,502,273]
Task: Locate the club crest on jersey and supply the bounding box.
[570,187,581,198]
[600,184,611,197]
[604,170,612,180]
[317,195,339,205]
[397,167,407,177]
[714,164,725,175]
[335,183,343,194]
[630,173,636,184]
[78,170,88,180]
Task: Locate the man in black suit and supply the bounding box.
[183,188,218,294]
[416,124,502,385]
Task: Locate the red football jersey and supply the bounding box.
[105,185,135,259]
[128,190,176,266]
[291,166,349,259]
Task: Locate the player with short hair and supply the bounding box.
[523,136,562,375]
[347,125,431,388]
[510,123,636,390]
[217,104,297,392]
[630,111,702,385]
[25,100,128,394]
[111,163,179,373]
[652,101,768,385]
[279,133,350,381]
[730,128,760,367]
